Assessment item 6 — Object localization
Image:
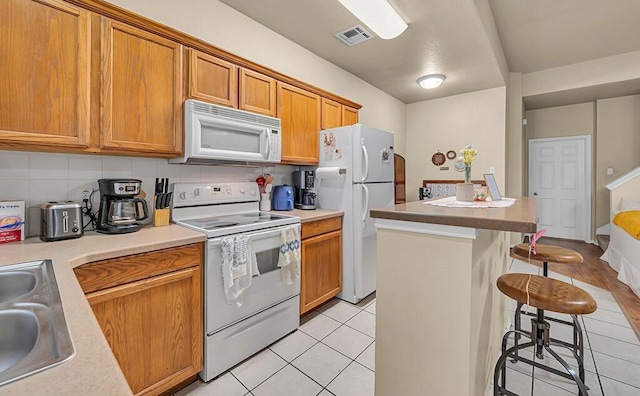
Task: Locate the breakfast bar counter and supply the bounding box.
[370,197,537,396]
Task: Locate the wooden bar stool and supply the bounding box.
[494,273,597,396]
[511,243,585,363]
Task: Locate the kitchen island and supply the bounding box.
[370,198,537,396]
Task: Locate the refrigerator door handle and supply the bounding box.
[361,139,369,182]
[361,184,370,225]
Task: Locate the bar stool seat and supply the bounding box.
[498,274,596,315]
[512,243,583,265]
[494,274,597,396]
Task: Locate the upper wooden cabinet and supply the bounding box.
[239,69,277,117]
[187,49,238,107]
[0,0,91,149]
[342,105,359,126]
[100,18,183,156]
[277,82,321,164]
[321,98,359,130]
[321,98,342,130]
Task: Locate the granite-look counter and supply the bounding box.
[370,197,538,233]
[272,208,343,223]
[0,225,206,395]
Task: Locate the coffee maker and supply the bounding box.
[293,171,317,210]
[97,179,149,234]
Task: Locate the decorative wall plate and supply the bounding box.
[431,151,446,166]
[446,150,457,160]
[454,160,465,172]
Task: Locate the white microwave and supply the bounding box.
[171,99,281,164]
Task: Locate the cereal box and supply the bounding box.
[0,200,25,244]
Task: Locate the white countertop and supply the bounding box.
[0,225,206,396]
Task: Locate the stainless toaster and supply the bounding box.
[40,201,83,242]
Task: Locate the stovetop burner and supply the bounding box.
[180,212,296,233]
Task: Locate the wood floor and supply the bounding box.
[511,237,640,340]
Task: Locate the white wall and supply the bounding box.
[105,0,407,154]
[405,87,507,200]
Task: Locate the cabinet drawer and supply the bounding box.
[74,243,203,293]
[301,217,342,240]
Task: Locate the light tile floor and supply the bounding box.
[176,258,639,396]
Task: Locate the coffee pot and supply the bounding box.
[106,198,148,225]
[97,179,149,234]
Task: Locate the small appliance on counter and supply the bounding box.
[40,201,83,242]
[272,185,294,211]
[293,170,316,210]
[97,179,149,234]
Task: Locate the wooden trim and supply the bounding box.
[423,179,487,186]
[64,0,362,110]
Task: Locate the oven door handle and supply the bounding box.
[248,225,300,241]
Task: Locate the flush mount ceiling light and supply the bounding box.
[417,74,446,89]
[337,0,408,40]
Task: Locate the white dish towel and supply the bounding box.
[221,235,259,307]
[278,225,301,285]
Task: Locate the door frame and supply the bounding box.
[528,135,592,242]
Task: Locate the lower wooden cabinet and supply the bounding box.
[74,243,203,396]
[300,217,342,314]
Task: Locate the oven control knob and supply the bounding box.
[179,191,186,200]
[239,187,246,194]
[193,188,200,196]
[250,189,256,196]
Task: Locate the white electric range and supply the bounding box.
[171,182,300,382]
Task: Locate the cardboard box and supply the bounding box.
[0,200,26,244]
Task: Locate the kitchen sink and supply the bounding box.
[0,260,75,387]
[0,272,37,303]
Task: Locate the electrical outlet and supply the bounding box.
[489,166,495,174]
[607,167,614,176]
[82,189,91,201]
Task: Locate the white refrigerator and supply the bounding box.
[316,124,395,303]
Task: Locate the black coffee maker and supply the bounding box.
[293,171,317,210]
[97,179,149,234]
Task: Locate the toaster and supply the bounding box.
[272,185,294,211]
[40,201,83,242]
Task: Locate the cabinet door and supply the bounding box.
[342,105,359,126]
[187,49,237,107]
[100,18,183,156]
[87,267,202,396]
[277,82,321,164]
[321,98,342,130]
[239,69,276,117]
[301,229,342,314]
[0,0,90,149]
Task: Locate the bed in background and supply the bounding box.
[601,168,640,298]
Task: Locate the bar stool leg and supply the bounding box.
[544,346,589,396]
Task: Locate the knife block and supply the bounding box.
[153,197,170,227]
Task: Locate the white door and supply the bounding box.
[529,136,591,241]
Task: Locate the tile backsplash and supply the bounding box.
[0,150,297,237]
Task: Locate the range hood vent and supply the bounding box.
[335,25,373,46]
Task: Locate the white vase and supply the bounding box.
[456,183,474,202]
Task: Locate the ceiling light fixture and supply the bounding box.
[337,0,408,40]
[417,74,446,89]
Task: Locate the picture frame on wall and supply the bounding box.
[483,173,502,201]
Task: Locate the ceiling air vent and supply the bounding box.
[335,25,373,47]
